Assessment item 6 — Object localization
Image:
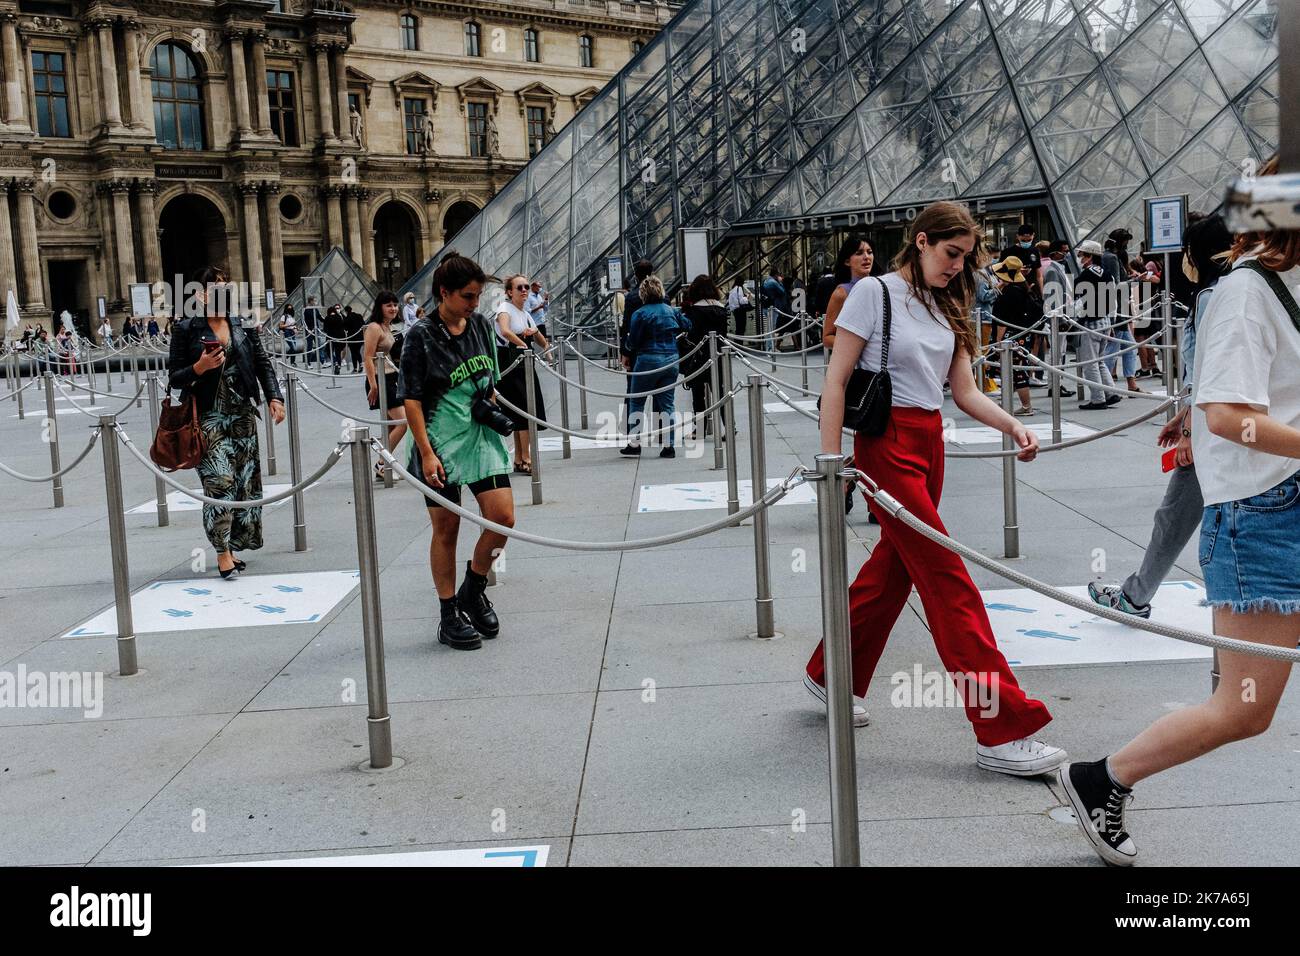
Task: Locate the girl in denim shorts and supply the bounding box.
[1060,158,1300,866]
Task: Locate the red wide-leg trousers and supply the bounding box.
[806,407,1051,747]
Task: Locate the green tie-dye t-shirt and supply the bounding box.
[397,313,510,485]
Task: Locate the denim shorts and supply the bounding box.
[1199,471,1300,613]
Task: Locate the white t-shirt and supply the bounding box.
[1191,256,1300,505]
[833,272,956,410]
[402,302,419,331]
[495,302,536,344]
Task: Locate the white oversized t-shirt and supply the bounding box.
[833,272,956,410]
[495,301,536,344]
[1191,256,1300,505]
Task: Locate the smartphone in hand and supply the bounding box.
[1161,447,1178,473]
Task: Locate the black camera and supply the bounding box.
[471,389,515,436]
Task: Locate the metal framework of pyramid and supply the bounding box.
[274,247,380,322]
[401,0,1280,328]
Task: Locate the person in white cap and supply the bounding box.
[1072,240,1121,410]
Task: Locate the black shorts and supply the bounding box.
[407,443,511,507]
[364,375,401,412]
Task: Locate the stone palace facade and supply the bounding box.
[0,0,674,329]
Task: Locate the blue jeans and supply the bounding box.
[1103,326,1138,379]
[1200,471,1300,613]
[627,351,678,446]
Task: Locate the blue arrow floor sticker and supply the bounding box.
[62,570,361,639]
[983,581,1213,668]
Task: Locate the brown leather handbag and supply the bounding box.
[149,391,206,471]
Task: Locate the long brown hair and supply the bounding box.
[890,201,984,356]
[1227,156,1300,271]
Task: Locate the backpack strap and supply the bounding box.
[875,275,891,371]
[1235,259,1300,334]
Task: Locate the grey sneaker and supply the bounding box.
[803,673,869,727]
[1088,582,1151,619]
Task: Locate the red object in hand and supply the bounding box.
[1161,447,1178,473]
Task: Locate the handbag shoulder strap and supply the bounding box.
[1235,259,1300,334]
[875,275,891,370]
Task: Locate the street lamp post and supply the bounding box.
[382,245,401,291]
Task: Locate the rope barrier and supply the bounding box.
[534,351,711,398]
[295,378,406,426]
[565,335,709,376]
[942,396,1177,458]
[376,441,806,551]
[854,471,1300,664]
[55,380,147,417]
[0,427,102,482]
[1016,350,1170,400]
[495,380,744,441]
[115,423,346,508]
[732,350,822,397]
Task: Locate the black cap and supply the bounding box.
[1108,227,1133,242]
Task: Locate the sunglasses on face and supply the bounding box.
[514,284,529,291]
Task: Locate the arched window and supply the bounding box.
[400,13,419,51]
[524,28,539,63]
[151,42,205,150]
[579,34,593,68]
[464,21,481,57]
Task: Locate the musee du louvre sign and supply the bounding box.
[727,193,1048,237]
[155,164,224,181]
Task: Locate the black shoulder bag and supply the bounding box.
[818,275,893,436]
[1235,260,1300,333]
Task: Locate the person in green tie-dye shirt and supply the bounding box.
[399,252,515,651]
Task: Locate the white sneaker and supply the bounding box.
[976,737,1067,777]
[803,673,870,727]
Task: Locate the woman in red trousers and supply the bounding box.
[806,201,1065,777]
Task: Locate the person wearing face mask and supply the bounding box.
[1000,223,1042,296]
[807,201,1062,777]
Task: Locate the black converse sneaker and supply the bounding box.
[438,598,483,650]
[455,561,499,639]
[1060,759,1138,866]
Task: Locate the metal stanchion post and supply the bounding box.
[376,351,394,488]
[1000,339,1020,559]
[285,372,308,552]
[263,388,278,476]
[15,353,24,420]
[576,331,589,429]
[814,453,861,866]
[524,349,543,505]
[1049,309,1062,447]
[708,332,723,470]
[557,339,572,460]
[146,373,170,527]
[800,339,810,392]
[44,372,64,508]
[348,428,394,770]
[99,417,138,676]
[1162,288,1175,421]
[721,343,740,518]
[132,351,141,407]
[746,375,777,639]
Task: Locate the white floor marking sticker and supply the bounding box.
[194,846,549,867]
[947,422,1096,445]
[538,435,626,451]
[12,406,104,418]
[637,478,817,512]
[984,580,1212,667]
[764,399,818,414]
[126,483,312,515]
[64,570,359,637]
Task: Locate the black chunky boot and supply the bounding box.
[455,561,500,639]
[438,597,482,650]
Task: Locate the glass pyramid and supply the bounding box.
[273,246,381,323]
[401,0,1279,329]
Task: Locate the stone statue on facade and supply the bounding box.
[421,114,435,154]
[350,105,363,143]
[487,113,500,157]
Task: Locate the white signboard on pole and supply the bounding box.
[680,227,710,284]
[129,282,154,318]
[1144,194,1187,254]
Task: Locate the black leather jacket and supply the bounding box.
[167,316,283,414]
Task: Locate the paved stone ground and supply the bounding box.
[0,347,1295,868]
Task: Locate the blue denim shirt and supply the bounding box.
[626,302,689,355]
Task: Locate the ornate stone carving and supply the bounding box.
[423,188,441,204]
[235,180,261,197]
[260,180,281,195]
[27,16,70,33]
[134,178,158,195]
[15,178,37,193]
[319,184,341,198]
